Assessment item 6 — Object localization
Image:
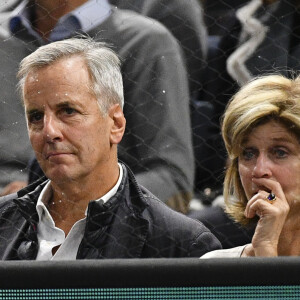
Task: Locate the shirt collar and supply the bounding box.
[70,0,111,32]
[9,0,38,38]
[36,163,123,221]
[100,162,123,203]
[9,0,111,40]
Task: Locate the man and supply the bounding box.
[0,0,194,213]
[0,38,221,260]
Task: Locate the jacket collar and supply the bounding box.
[14,162,150,259]
[14,161,149,216]
[78,163,149,259]
[14,177,49,227]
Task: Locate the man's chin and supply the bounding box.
[44,166,73,183]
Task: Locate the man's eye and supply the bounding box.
[28,112,43,123]
[63,107,76,115]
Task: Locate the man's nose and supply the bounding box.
[252,154,272,178]
[43,115,63,142]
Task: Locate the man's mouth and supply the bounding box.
[45,152,72,160]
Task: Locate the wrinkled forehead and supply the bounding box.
[24,57,93,99]
[230,118,300,157]
[26,55,88,79]
[240,119,300,148]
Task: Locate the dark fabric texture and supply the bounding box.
[0,163,221,260]
[189,206,255,249]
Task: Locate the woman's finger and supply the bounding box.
[245,190,269,218]
[252,177,286,203]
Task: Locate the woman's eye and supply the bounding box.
[273,148,288,158]
[241,148,256,160]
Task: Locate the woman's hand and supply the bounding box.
[243,178,290,256]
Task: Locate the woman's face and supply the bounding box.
[238,120,300,207]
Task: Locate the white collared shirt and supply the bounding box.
[35,163,123,260]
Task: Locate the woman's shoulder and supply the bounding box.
[200,244,249,258]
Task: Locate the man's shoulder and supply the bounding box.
[0,33,37,61]
[140,185,211,232]
[0,178,47,212]
[92,7,179,54]
[137,185,222,256]
[111,7,174,37]
[0,192,18,213]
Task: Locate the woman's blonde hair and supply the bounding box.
[222,74,300,225]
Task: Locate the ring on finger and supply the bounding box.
[265,192,276,204]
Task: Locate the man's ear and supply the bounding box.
[108,104,126,144]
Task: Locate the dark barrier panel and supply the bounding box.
[0,258,300,299]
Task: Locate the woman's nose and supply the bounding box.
[252,154,272,178]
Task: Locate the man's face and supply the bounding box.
[24,56,113,184]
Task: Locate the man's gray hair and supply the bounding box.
[17,36,124,114]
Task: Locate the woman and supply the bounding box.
[202,74,300,257]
